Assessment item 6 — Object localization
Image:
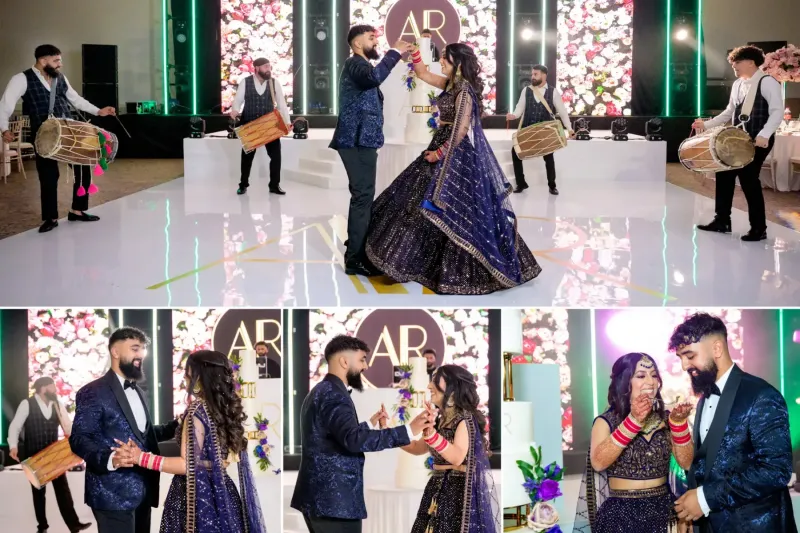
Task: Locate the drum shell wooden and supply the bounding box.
[678,126,755,172]
[21,438,83,489]
[235,110,289,153]
[35,118,113,166]
[512,120,567,159]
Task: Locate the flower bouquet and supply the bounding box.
[252,413,280,474]
[402,62,417,91]
[762,44,800,83]
[391,364,414,424]
[517,444,564,533]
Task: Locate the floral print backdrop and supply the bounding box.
[221,0,294,112]
[556,0,634,116]
[172,309,225,417]
[28,309,111,415]
[351,0,498,112]
[309,309,491,415]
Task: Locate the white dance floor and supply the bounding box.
[0,468,281,533]
[0,157,798,306]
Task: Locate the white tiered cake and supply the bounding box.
[395,357,431,489]
[405,37,437,144]
[502,401,536,507]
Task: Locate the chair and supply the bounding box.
[12,116,34,159]
[0,143,20,184]
[2,120,27,181]
[761,149,778,190]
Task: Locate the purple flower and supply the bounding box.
[254,445,263,455]
[232,364,240,371]
[522,477,540,494]
[546,526,563,533]
[544,463,562,479]
[538,479,562,502]
[260,438,268,445]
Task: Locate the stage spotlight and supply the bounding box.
[574,117,591,141]
[520,17,535,41]
[189,116,205,139]
[175,20,188,44]
[293,117,309,140]
[521,27,535,40]
[645,118,663,141]
[314,19,328,41]
[227,116,238,139]
[675,28,689,41]
[611,118,628,141]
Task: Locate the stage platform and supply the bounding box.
[183,128,666,190]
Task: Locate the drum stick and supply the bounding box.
[114,115,132,138]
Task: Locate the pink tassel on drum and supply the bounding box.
[76,185,87,197]
[88,183,99,195]
[94,164,104,176]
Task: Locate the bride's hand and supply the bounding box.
[423,150,439,163]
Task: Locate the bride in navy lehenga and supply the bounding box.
[365,43,541,295]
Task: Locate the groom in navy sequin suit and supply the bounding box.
[291,335,434,533]
[330,25,412,277]
[670,313,796,533]
[70,327,179,533]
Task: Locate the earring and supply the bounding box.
[446,396,455,408]
[193,381,202,394]
[455,65,463,83]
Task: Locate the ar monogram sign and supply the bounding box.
[384,0,462,50]
[212,309,282,375]
[354,309,445,388]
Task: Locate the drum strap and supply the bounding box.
[269,78,277,111]
[739,69,766,123]
[47,75,59,117]
[519,86,556,132]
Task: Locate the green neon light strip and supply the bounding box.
[509,0,515,112]
[590,310,598,418]
[332,2,337,115]
[152,310,160,424]
[696,0,703,116]
[779,309,785,395]
[162,0,169,115]
[540,0,546,66]
[191,0,198,114]
[287,311,295,452]
[665,0,672,116]
[302,0,308,114]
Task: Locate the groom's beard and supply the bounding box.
[689,360,718,397]
[365,47,380,61]
[346,370,365,391]
[44,65,60,78]
[120,358,144,382]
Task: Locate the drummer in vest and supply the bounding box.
[0,44,116,233]
[229,57,292,196]
[692,45,783,242]
[506,64,574,196]
[8,376,91,533]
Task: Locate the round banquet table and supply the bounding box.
[364,485,425,533]
[761,132,800,191]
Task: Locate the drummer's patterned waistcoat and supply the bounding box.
[522,85,556,128]
[21,68,72,135]
[241,75,275,125]
[733,75,773,140]
[21,396,60,460]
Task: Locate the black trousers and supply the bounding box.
[304,514,362,533]
[31,473,81,530]
[35,154,90,221]
[713,138,773,231]
[93,501,151,533]
[240,138,281,189]
[339,147,379,266]
[511,149,556,188]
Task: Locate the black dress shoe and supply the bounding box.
[345,261,382,277]
[39,220,58,233]
[237,185,248,195]
[67,212,100,222]
[269,186,286,195]
[741,228,767,242]
[513,183,529,193]
[37,527,48,533]
[70,522,91,533]
[697,218,731,233]
[549,186,559,195]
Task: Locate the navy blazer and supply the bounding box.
[329,50,402,151]
[688,365,796,532]
[290,374,411,519]
[69,371,179,511]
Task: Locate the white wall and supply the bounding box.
[0,0,163,109]
[704,0,800,97]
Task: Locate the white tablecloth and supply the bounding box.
[761,133,800,191]
[364,485,425,533]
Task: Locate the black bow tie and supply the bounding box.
[705,384,721,397]
[348,389,353,395]
[124,380,136,390]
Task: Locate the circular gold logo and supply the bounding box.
[384,0,462,51]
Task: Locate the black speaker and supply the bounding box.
[82,44,118,110]
[83,84,119,110]
[748,41,788,55]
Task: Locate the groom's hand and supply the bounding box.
[410,410,434,436]
[370,407,388,429]
[675,489,704,521]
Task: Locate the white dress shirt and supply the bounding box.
[703,75,784,139]
[366,417,415,441]
[511,84,572,131]
[0,67,100,132]
[107,372,149,471]
[696,364,735,516]
[8,394,73,449]
[231,75,291,126]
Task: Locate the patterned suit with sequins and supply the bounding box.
[688,365,796,533]
[330,50,402,267]
[69,371,178,526]
[290,374,411,525]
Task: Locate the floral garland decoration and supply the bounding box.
[252,413,276,472]
[425,455,435,474]
[402,62,417,91]
[427,91,439,134]
[392,363,414,423]
[228,352,244,392]
[518,445,564,532]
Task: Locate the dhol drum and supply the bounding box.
[235,109,290,153]
[678,125,755,172]
[35,117,119,166]
[512,119,568,160]
[21,439,83,489]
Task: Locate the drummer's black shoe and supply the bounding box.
[741,228,767,242]
[70,523,91,533]
[513,183,529,193]
[237,185,247,195]
[269,185,286,195]
[697,218,731,234]
[36,527,48,533]
[67,212,100,222]
[549,186,559,195]
[39,220,58,233]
